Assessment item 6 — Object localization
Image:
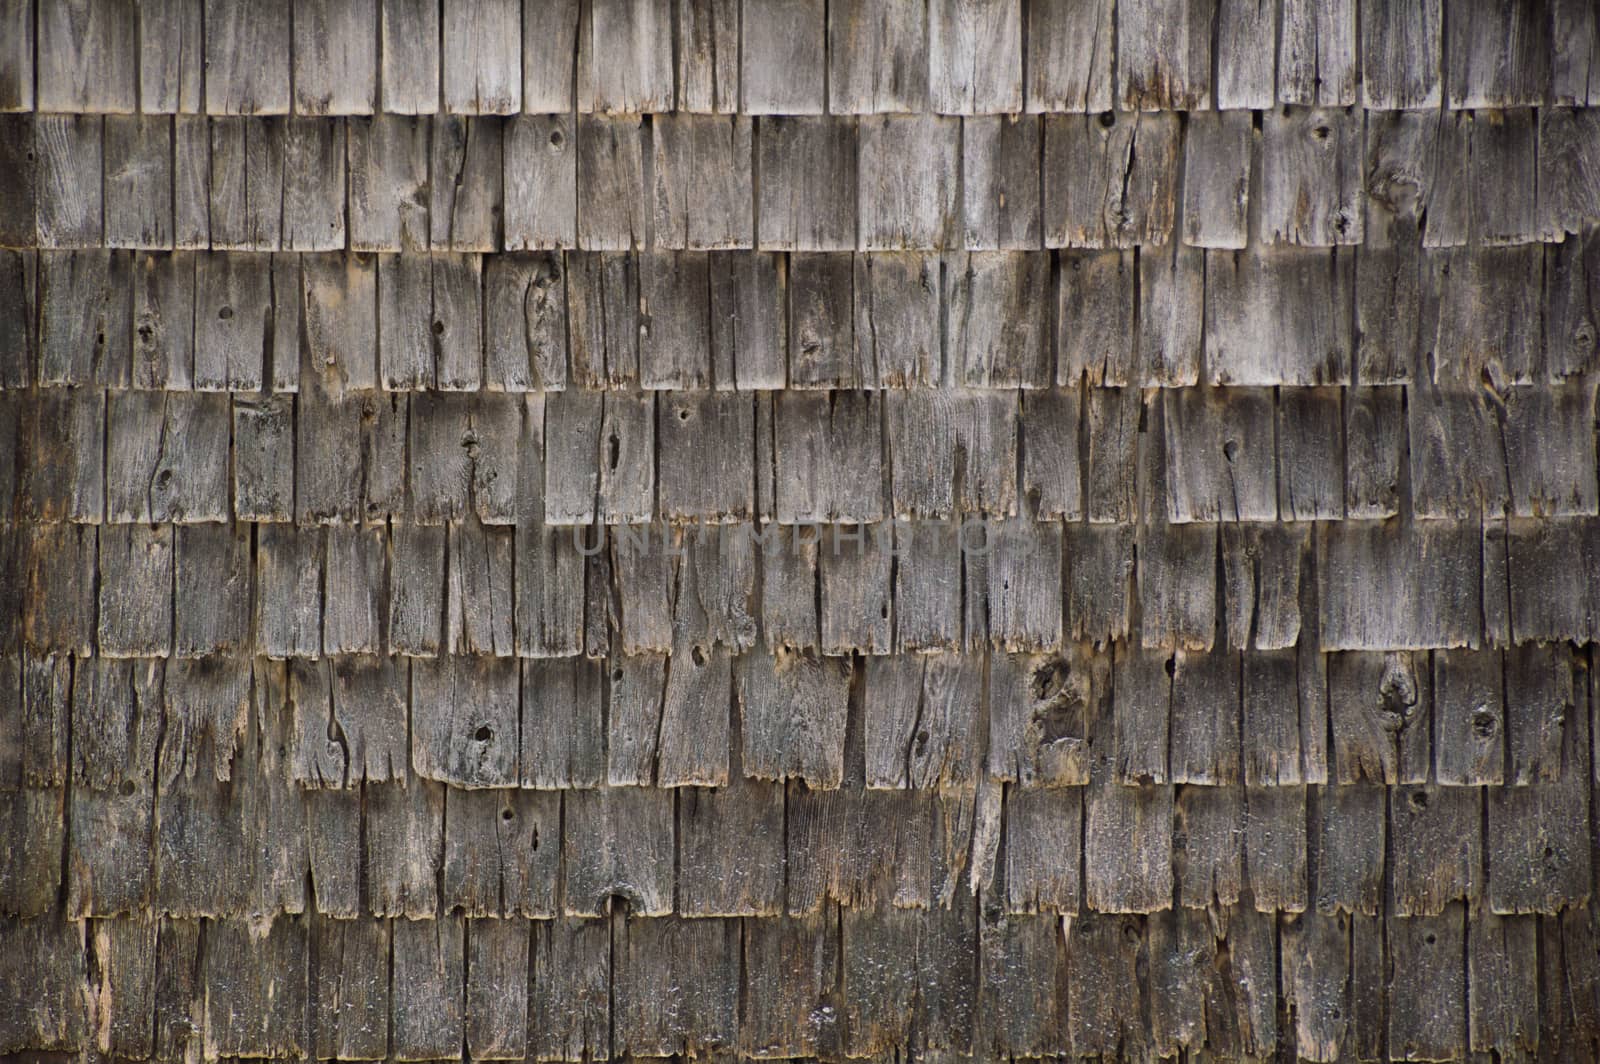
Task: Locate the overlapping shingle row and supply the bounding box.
[5,109,1599,252]
[5,0,1597,115]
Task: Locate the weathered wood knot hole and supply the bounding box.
[1424,933,1437,946]
[1098,111,1115,129]
[432,320,445,336]
[914,730,930,755]
[1544,846,1556,860]
[1312,125,1330,141]
[474,725,493,741]
[1222,439,1239,462]
[678,408,691,421]
[138,325,154,342]
[156,470,173,487]
[549,130,564,147]
[691,645,707,667]
[219,305,234,320]
[502,809,514,822]
[1470,708,1497,739]
[1163,656,1176,679]
[1408,791,1428,811]
[119,780,136,797]
[612,669,624,683]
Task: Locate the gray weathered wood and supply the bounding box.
[1136,242,1203,385]
[391,915,464,1058]
[946,251,1050,386]
[1259,107,1363,246]
[525,0,580,110]
[927,0,1022,113]
[521,656,606,788]
[529,918,612,1061]
[774,391,884,522]
[466,917,530,1060]
[173,117,210,248]
[828,0,927,113]
[1446,0,1549,108]
[638,250,712,387]
[758,117,857,251]
[1362,0,1442,108]
[659,394,756,520]
[1389,906,1468,1060]
[194,250,272,390]
[38,0,137,112]
[204,0,292,114]
[565,251,639,386]
[381,0,440,112]
[652,115,753,250]
[171,525,250,659]
[1024,0,1112,111]
[562,785,675,915]
[348,115,430,251]
[710,252,788,387]
[1277,387,1346,520]
[442,0,521,113]
[312,916,390,1059]
[577,0,673,113]
[104,116,173,249]
[364,778,444,917]
[1183,111,1252,249]
[1313,783,1386,914]
[859,115,959,250]
[282,118,347,251]
[1058,250,1134,385]
[743,0,827,113]
[431,116,502,251]
[1117,0,1213,109]
[1326,650,1427,784]
[1044,112,1179,248]
[616,917,740,1057]
[1162,386,1278,521]
[484,254,568,389]
[739,648,852,787]
[1278,0,1356,105]
[0,0,31,111]
[1319,519,1482,650]
[1391,784,1481,916]
[106,391,230,523]
[132,252,195,389]
[36,115,103,248]
[441,787,559,917]
[676,0,739,112]
[1214,0,1277,108]
[294,0,377,114]
[961,115,1040,249]
[411,654,519,787]
[97,525,174,658]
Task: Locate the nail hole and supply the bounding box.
[219,306,234,320]
[1424,932,1437,946]
[1098,111,1116,129]
[502,809,514,821]
[549,130,564,147]
[432,320,445,336]
[474,725,492,741]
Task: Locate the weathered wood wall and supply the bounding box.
[4,0,1600,1060]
